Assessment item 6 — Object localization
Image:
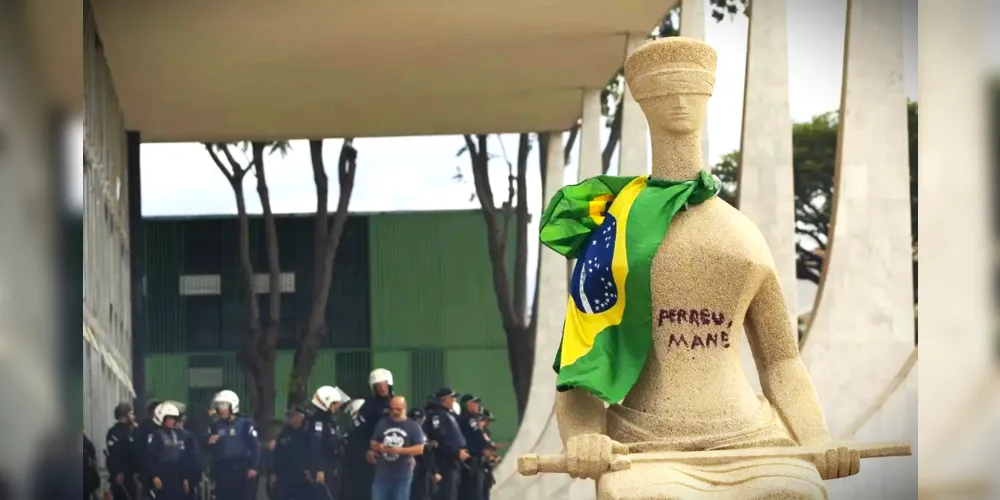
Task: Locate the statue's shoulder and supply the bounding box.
[686,199,774,268]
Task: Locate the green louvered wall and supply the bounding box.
[367,211,512,349]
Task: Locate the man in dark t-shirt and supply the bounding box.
[369,396,425,500]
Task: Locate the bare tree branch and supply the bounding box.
[205,144,235,182]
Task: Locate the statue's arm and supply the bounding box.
[745,270,831,445]
[555,389,606,445]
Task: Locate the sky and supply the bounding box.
[75,0,919,315]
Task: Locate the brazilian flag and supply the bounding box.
[539,170,721,404]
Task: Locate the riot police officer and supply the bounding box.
[145,402,191,500]
[206,390,260,500]
[408,408,437,500]
[306,385,349,500]
[105,403,138,500]
[458,394,488,500]
[134,399,161,492]
[479,410,499,500]
[271,405,311,500]
[425,387,467,500]
[342,369,395,500]
[169,401,203,500]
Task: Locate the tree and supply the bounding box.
[287,139,359,407]
[204,141,289,438]
[457,134,536,418]
[713,103,918,304]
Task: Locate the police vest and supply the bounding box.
[155,429,185,464]
[215,419,250,461]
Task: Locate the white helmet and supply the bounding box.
[152,402,181,426]
[163,400,186,415]
[451,401,460,415]
[213,389,240,414]
[347,399,366,420]
[312,386,350,411]
[368,368,393,387]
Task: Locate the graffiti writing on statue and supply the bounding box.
[657,308,734,351]
[657,308,726,326]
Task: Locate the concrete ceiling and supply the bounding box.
[90,0,677,142]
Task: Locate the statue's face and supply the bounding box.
[639,91,709,134]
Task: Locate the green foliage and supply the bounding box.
[713,103,918,300]
[709,0,750,22]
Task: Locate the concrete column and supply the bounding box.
[492,133,569,498]
[916,0,995,496]
[0,3,61,492]
[569,90,605,285]
[619,34,650,176]
[578,89,603,180]
[680,0,710,167]
[799,4,915,495]
[735,0,797,393]
[127,130,146,403]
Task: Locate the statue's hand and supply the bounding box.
[814,445,861,480]
[566,433,618,480]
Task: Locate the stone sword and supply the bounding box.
[517,441,912,476]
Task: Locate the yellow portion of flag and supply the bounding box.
[587,194,613,226]
[559,176,648,368]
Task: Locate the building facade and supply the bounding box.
[141,210,519,445]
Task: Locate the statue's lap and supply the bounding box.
[598,398,828,500]
[597,461,826,500]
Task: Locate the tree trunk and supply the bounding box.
[289,139,358,407]
[232,181,260,331]
[464,134,536,417]
[251,142,279,433]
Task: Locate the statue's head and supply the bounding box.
[624,37,717,134]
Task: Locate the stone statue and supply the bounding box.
[527,37,879,500]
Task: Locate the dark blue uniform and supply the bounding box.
[342,394,392,500]
[458,411,488,500]
[134,418,158,491]
[177,427,203,499]
[146,427,192,500]
[105,422,138,500]
[409,410,437,500]
[425,404,466,500]
[207,416,261,500]
[482,425,497,500]
[306,409,345,500]
[272,424,311,500]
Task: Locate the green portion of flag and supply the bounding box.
[540,170,721,403]
[539,175,638,258]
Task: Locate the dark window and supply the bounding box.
[183,219,224,275]
[185,295,222,351]
[328,217,371,348]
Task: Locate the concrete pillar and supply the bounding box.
[916,0,993,497]
[735,0,797,393]
[799,0,915,488]
[619,34,650,176]
[680,0,710,167]
[127,130,146,403]
[492,133,569,498]
[578,89,603,181]
[0,2,61,492]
